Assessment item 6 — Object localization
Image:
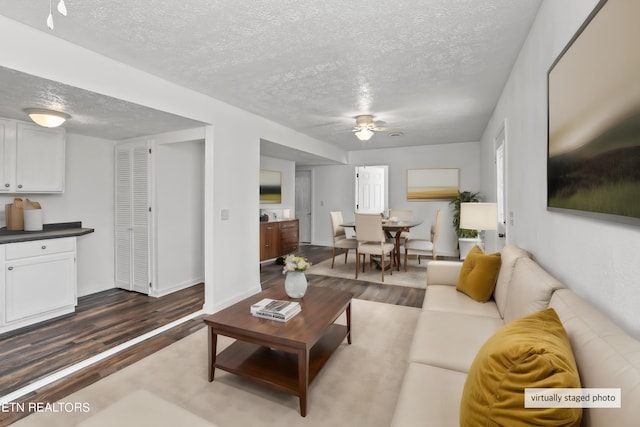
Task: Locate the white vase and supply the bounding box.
[285,271,308,298]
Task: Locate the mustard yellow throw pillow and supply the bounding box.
[460,308,582,427]
[456,245,502,302]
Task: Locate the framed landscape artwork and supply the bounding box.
[406,168,459,201]
[259,170,282,204]
[547,0,640,225]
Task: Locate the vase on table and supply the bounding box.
[285,271,308,298]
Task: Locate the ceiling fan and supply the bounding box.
[352,115,397,141]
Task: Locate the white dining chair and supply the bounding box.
[355,212,395,282]
[329,211,358,268]
[404,210,442,271]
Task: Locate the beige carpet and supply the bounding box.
[15,299,420,427]
[307,251,429,288]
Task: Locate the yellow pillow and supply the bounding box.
[456,245,502,302]
[460,308,582,427]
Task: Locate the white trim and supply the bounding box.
[0,310,205,405]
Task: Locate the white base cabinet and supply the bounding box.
[0,237,77,333]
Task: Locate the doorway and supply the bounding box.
[495,122,507,250]
[355,165,388,213]
[295,170,312,243]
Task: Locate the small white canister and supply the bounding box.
[23,209,43,231]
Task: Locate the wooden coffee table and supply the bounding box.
[204,286,352,417]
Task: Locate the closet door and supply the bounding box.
[115,141,151,294]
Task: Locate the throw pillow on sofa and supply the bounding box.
[459,308,582,427]
[456,245,501,302]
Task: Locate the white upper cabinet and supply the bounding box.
[0,118,66,193]
[0,118,16,192]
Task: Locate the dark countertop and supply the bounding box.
[0,222,94,244]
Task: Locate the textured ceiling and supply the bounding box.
[0,67,205,140]
[0,0,541,154]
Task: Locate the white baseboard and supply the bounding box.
[150,278,203,298]
[202,285,261,314]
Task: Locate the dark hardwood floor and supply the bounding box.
[0,245,428,425]
[261,245,426,308]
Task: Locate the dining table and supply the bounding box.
[340,220,423,271]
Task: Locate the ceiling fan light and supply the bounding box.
[24,108,71,128]
[355,128,373,141]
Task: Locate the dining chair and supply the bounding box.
[329,211,358,268]
[404,210,442,271]
[355,212,395,282]
[389,208,413,244]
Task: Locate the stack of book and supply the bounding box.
[250,298,301,322]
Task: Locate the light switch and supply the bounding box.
[221,209,229,221]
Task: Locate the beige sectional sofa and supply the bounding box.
[391,245,640,426]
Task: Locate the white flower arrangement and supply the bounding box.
[282,254,311,274]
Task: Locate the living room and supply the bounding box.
[1,0,639,425]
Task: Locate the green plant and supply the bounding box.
[450,191,480,238]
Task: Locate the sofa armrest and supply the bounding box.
[427,261,463,286]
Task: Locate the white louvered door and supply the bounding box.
[115,141,151,294]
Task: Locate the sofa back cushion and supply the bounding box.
[493,245,530,318]
[460,308,582,427]
[503,258,564,324]
[550,289,640,427]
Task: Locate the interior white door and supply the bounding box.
[495,124,507,251]
[355,166,386,213]
[115,141,151,294]
[295,170,312,243]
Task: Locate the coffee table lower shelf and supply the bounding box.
[215,323,348,397]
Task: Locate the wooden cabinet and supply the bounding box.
[260,219,299,261]
[0,118,65,193]
[280,220,299,255]
[1,237,77,333]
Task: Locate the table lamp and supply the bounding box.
[460,202,498,250]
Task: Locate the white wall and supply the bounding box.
[1,16,350,313]
[154,140,205,296]
[307,142,481,257]
[0,132,115,297]
[479,0,640,337]
[259,155,296,220]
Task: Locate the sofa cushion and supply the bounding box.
[460,308,582,427]
[456,246,502,303]
[409,310,504,372]
[493,245,530,318]
[391,363,467,427]
[551,289,640,427]
[426,260,463,286]
[424,285,501,319]
[503,257,564,324]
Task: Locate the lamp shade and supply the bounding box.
[460,203,498,231]
[24,108,70,128]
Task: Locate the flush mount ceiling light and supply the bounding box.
[24,108,71,128]
[46,0,68,30]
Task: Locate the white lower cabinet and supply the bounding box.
[1,237,77,333]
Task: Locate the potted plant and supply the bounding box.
[450,191,480,259]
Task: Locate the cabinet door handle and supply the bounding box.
[17,184,23,189]
[42,245,47,250]
[4,183,8,188]
[7,266,13,271]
